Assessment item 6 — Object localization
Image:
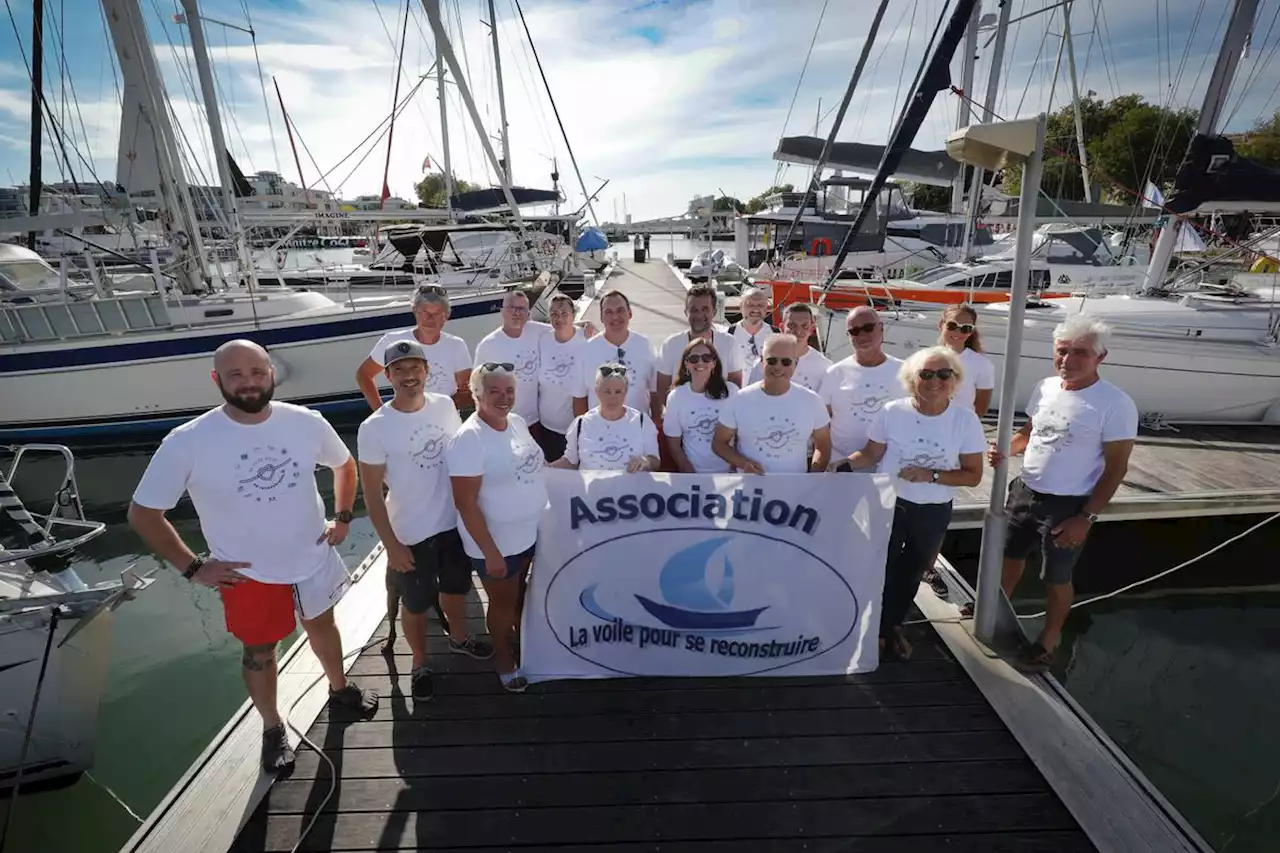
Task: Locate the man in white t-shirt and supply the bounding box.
[474,289,549,427]
[987,314,1137,673]
[656,284,745,405]
[573,289,659,421]
[728,286,777,374]
[356,284,473,410]
[714,334,831,474]
[821,305,903,461]
[535,293,588,461]
[357,340,493,701]
[128,340,377,775]
[746,302,830,391]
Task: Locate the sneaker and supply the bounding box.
[328,681,379,716]
[261,724,296,774]
[410,665,435,700]
[449,636,495,660]
[499,670,529,693]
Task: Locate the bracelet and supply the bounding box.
[182,555,205,580]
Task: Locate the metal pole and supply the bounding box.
[182,0,238,228]
[27,0,44,252]
[1143,0,1258,290]
[973,113,1047,646]
[1062,4,1092,202]
[960,0,1012,260]
[487,0,512,183]
[952,1,980,214]
[431,8,454,219]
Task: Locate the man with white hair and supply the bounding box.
[474,289,549,430]
[357,285,474,410]
[820,306,902,463]
[746,303,830,391]
[988,314,1137,673]
[714,334,831,474]
[727,286,776,374]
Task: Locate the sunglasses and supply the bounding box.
[685,353,716,364]
[598,365,627,377]
[481,362,515,373]
[764,356,794,367]
[616,347,626,361]
[846,322,880,336]
[416,284,446,295]
[945,321,976,334]
[749,336,759,357]
[918,368,956,381]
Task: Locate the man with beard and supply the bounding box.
[727,287,776,374]
[129,340,378,775]
[656,284,745,406]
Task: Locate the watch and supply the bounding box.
[930,470,941,482]
[1081,512,1099,523]
[182,555,205,580]
[334,510,354,524]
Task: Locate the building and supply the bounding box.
[350,194,418,212]
[243,171,339,212]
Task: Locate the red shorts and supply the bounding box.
[219,579,297,646]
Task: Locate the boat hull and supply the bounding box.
[634,595,769,630]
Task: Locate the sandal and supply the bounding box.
[500,670,529,694]
[1013,642,1055,673]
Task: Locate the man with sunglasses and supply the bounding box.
[573,289,660,423]
[357,285,473,411]
[820,306,903,464]
[727,287,776,374]
[746,303,830,391]
[714,334,831,474]
[656,285,745,406]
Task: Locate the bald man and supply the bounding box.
[128,339,378,775]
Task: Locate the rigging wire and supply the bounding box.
[3,0,82,188]
[240,0,281,174]
[44,0,105,187]
[888,0,920,130]
[771,0,830,190]
[1224,1,1280,128]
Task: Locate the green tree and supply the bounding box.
[1236,110,1280,166]
[1002,95,1197,204]
[713,195,745,213]
[414,173,480,207]
[902,181,951,211]
[745,183,795,213]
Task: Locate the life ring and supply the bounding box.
[810,237,833,256]
[1250,256,1280,274]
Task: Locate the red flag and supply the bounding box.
[422,155,432,171]
[381,180,391,201]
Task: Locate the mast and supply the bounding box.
[379,0,411,210]
[434,2,453,218]
[1062,6,1092,202]
[27,0,44,251]
[487,0,512,183]
[1143,0,1259,290]
[958,0,1012,261]
[952,2,981,214]
[181,0,239,232]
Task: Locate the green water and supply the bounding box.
[1,436,1277,852]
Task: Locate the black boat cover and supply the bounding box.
[451,187,561,211]
[1166,134,1280,214]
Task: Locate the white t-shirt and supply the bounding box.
[574,331,658,412]
[954,348,996,415]
[1021,377,1138,496]
[537,328,587,434]
[730,321,776,372]
[564,407,660,471]
[131,403,351,584]
[474,323,551,424]
[718,383,830,474]
[657,329,746,381]
[820,354,904,459]
[868,398,986,504]
[356,393,462,545]
[446,412,548,558]
[747,347,831,392]
[369,328,471,398]
[663,383,738,473]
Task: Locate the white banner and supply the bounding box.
[522,471,896,681]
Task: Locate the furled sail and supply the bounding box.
[1166,134,1280,214]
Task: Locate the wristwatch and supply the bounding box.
[1081,512,1099,523]
[182,555,205,580]
[334,510,354,524]
[930,470,941,482]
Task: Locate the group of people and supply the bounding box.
[126,280,1137,776]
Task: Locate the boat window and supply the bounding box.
[0,260,59,290]
[911,265,965,284]
[203,308,235,318]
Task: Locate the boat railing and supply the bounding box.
[0,444,105,567]
[0,288,174,343]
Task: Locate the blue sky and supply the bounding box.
[3,0,1280,220]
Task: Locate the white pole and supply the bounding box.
[952,3,981,214]
[1143,0,1258,290]
[960,0,1013,260]
[1062,4,1093,202]
[487,0,512,184]
[432,3,453,220]
[972,113,1047,646]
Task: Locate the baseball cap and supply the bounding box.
[383,340,428,367]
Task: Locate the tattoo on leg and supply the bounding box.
[241,642,276,671]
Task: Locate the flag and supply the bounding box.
[1143,182,1165,209]
[381,180,391,201]
[422,155,432,172]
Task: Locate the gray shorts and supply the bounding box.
[1003,478,1089,585]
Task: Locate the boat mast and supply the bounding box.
[952,2,981,214]
[1142,0,1259,290]
[487,0,512,184]
[1061,5,1092,202]
[958,0,1012,261]
[27,0,44,252]
[102,0,208,293]
[435,18,454,220]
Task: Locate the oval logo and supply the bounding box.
[543,526,859,677]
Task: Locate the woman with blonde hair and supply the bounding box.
[663,338,737,473]
[937,303,995,416]
[551,363,660,472]
[840,346,985,659]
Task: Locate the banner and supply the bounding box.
[522,471,896,682]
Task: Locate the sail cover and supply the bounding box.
[774,137,961,187]
[451,187,561,211]
[1166,134,1280,214]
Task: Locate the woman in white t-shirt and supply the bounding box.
[938,303,995,416]
[446,364,548,693]
[552,363,660,472]
[663,339,737,473]
[841,346,984,660]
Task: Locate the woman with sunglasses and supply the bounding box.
[552,363,660,472]
[840,346,984,660]
[447,363,548,693]
[663,339,737,473]
[938,304,995,416]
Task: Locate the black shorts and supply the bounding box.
[390,529,473,613]
[1004,478,1089,585]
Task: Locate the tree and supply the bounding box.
[745,183,795,213]
[713,195,745,213]
[901,181,951,212]
[1002,95,1197,205]
[1235,111,1280,167]
[414,173,480,207]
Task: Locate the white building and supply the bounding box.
[243,171,339,212]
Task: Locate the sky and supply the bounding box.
[3,0,1280,221]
